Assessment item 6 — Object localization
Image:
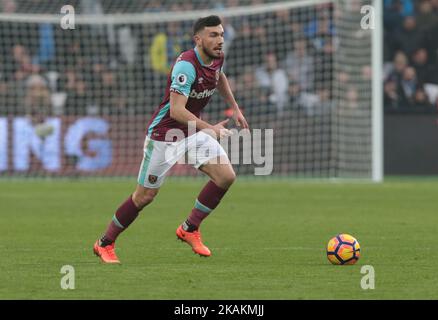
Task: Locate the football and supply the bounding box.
[327,234,361,265]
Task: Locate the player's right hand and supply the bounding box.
[211,119,232,139]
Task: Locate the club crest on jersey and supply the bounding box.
[148,175,158,184]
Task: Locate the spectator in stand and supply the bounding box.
[416,0,436,31]
[414,86,434,109]
[361,65,373,82]
[99,67,127,115]
[410,48,438,85]
[398,66,418,107]
[385,0,415,17]
[24,74,51,126]
[392,16,426,58]
[234,67,264,116]
[316,87,334,115]
[384,0,404,33]
[11,45,40,82]
[265,9,297,62]
[226,19,265,77]
[337,86,360,116]
[62,67,89,115]
[385,51,408,84]
[345,86,359,109]
[384,0,405,61]
[149,21,186,75]
[304,6,335,53]
[255,52,289,115]
[87,61,127,115]
[1,0,16,13]
[0,76,9,114]
[284,39,314,92]
[314,39,334,91]
[32,23,55,68]
[287,81,301,111]
[421,1,438,65]
[384,79,400,110]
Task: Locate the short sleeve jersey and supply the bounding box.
[146,47,224,141]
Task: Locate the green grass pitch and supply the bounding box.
[1,178,437,299]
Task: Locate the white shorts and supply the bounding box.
[137,131,228,188]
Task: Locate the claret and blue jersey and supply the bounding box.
[146,47,224,141]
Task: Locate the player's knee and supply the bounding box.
[227,171,237,186]
[132,189,158,209]
[216,171,236,189]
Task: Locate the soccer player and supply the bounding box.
[93,15,249,263]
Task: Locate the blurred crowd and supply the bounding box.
[384,0,438,111]
[0,0,433,125]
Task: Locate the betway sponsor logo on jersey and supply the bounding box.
[189,88,216,99]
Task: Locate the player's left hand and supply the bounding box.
[233,108,249,129]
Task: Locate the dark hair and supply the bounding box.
[193,15,222,35]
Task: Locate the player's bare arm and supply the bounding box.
[169,91,231,138]
[217,72,249,129]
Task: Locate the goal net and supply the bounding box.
[0,0,382,180]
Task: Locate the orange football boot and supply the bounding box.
[93,240,120,264]
[176,225,211,257]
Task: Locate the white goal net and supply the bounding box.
[0,0,382,180]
